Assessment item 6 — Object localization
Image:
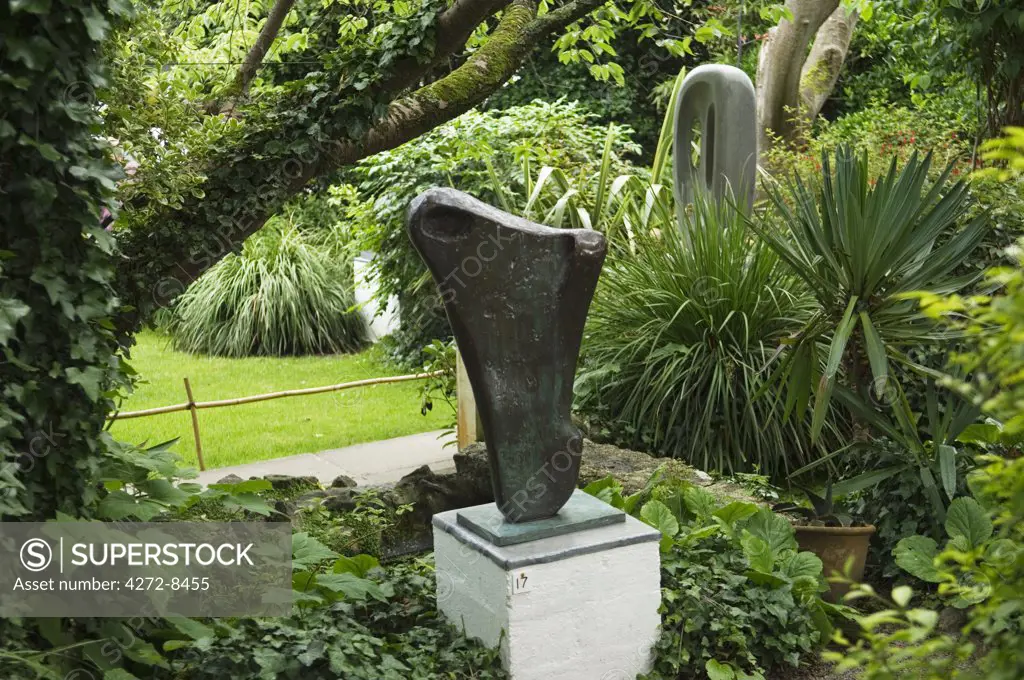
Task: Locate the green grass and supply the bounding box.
[110,331,448,471]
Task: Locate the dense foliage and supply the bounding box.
[752,146,987,444]
[345,99,639,363]
[765,100,1023,274]
[577,193,827,478]
[90,0,748,322]
[0,0,132,520]
[584,473,839,680]
[829,138,1024,676]
[167,556,505,680]
[841,434,975,578]
[829,454,1024,680]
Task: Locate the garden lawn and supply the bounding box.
[110,331,448,470]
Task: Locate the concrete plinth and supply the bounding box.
[433,491,662,680]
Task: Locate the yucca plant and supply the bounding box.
[165,218,366,357]
[576,192,832,478]
[751,146,988,441]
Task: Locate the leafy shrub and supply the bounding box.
[165,556,505,680]
[818,377,986,577]
[585,474,840,680]
[832,157,1024,678]
[651,533,826,680]
[344,99,640,364]
[416,338,457,444]
[164,213,366,357]
[576,191,828,479]
[841,436,974,579]
[296,488,413,557]
[828,456,1024,680]
[893,496,1014,608]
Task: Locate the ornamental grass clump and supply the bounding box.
[165,220,366,357]
[576,192,832,479]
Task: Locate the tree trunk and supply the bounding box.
[755,0,841,153]
[233,0,298,96]
[799,6,859,131]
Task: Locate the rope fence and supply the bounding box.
[107,370,443,470]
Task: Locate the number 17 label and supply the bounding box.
[512,570,532,594]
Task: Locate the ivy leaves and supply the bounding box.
[587,473,837,679]
[165,557,506,679]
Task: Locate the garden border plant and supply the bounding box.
[584,470,846,680]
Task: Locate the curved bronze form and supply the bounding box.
[408,188,606,522]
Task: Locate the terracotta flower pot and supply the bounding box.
[793,524,876,602]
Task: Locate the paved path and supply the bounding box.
[195,430,456,487]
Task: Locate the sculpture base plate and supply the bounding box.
[456,490,625,547]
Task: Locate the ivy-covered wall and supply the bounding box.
[0,0,132,520]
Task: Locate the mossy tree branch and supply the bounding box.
[116,0,606,318]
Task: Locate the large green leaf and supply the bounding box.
[640,499,679,540]
[583,476,624,509]
[683,486,717,520]
[741,534,774,573]
[893,535,941,582]
[713,501,759,537]
[135,479,191,508]
[780,551,824,581]
[705,659,740,680]
[944,497,992,550]
[314,572,389,602]
[209,478,272,494]
[97,491,167,521]
[0,297,30,346]
[221,492,274,517]
[292,532,338,570]
[937,444,958,500]
[742,508,796,570]
[333,554,380,578]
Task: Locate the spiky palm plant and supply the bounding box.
[165,220,366,357]
[751,146,988,441]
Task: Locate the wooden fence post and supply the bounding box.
[182,377,207,471]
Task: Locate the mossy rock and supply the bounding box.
[260,475,322,500]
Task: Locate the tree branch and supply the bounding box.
[118,0,607,316]
[380,0,515,96]
[319,0,606,171]
[799,6,859,129]
[233,0,297,96]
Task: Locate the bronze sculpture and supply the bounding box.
[408,188,606,523]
